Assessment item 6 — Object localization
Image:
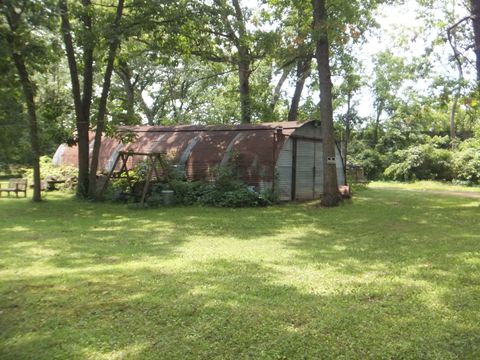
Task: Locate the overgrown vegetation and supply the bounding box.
[3,0,480,201]
[350,131,480,185]
[1,185,479,359]
[453,138,480,184]
[106,160,274,208]
[20,155,77,188]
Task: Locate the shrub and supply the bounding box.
[104,158,273,208]
[105,177,132,202]
[169,180,205,205]
[21,156,77,189]
[452,138,480,184]
[197,183,271,208]
[349,147,387,180]
[157,179,271,208]
[384,140,454,181]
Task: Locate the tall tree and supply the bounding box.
[88,0,124,198]
[288,56,312,120]
[0,0,49,201]
[58,0,90,197]
[371,51,409,145]
[59,0,125,198]
[189,0,278,123]
[312,0,342,206]
[335,53,362,178]
[471,0,480,83]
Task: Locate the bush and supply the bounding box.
[349,147,387,180]
[154,179,271,208]
[197,183,271,208]
[452,138,480,184]
[104,158,274,208]
[21,156,77,189]
[384,139,454,181]
[169,180,205,205]
[105,177,132,202]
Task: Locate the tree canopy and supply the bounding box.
[1,0,480,202]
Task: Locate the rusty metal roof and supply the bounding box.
[119,121,304,133]
[54,121,311,186]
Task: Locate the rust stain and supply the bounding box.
[55,122,306,188]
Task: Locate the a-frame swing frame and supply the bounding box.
[100,151,168,206]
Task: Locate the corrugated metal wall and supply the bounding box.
[295,140,316,200]
[274,121,345,201]
[54,121,346,201]
[276,139,293,201]
[314,141,324,197]
[335,146,346,186]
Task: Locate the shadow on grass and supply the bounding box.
[286,190,479,263]
[1,260,479,359]
[0,194,337,269]
[0,190,479,358]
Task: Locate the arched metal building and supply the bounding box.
[53,121,345,201]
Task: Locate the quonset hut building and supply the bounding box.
[53,121,346,201]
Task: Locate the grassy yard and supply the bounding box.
[1,185,479,359]
[370,180,480,194]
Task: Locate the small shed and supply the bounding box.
[53,121,345,201]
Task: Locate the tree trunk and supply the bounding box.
[139,93,156,125]
[116,61,157,124]
[59,0,90,198]
[3,8,42,201]
[450,95,458,142]
[231,0,251,123]
[11,56,42,201]
[270,66,291,112]
[237,52,251,123]
[288,57,311,121]
[471,0,480,84]
[373,102,383,146]
[447,19,465,145]
[342,93,352,184]
[116,62,136,120]
[312,0,341,207]
[88,0,124,199]
[80,0,94,194]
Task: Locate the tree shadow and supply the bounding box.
[1,260,479,359]
[1,190,479,358]
[0,194,338,270]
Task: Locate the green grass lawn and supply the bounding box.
[370,180,480,194]
[1,186,479,359]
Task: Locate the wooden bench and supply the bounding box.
[46,179,65,191]
[0,178,27,198]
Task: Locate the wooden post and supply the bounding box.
[99,152,122,197]
[139,163,154,207]
[150,155,161,179]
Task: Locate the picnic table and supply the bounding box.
[46,179,66,191]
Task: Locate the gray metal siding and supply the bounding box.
[295,140,315,200]
[274,121,345,201]
[276,139,293,201]
[314,141,324,196]
[292,122,322,138]
[335,146,346,186]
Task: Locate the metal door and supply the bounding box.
[276,139,293,201]
[295,140,315,200]
[314,141,324,196]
